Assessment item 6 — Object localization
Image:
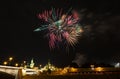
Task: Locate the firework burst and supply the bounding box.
[34,8,83,49]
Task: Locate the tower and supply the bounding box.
[30,58,35,68]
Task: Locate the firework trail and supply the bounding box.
[34,8,83,49]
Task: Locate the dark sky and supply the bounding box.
[0,0,120,67]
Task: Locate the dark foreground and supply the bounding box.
[1,71,120,79]
[23,72,120,79]
[0,71,15,79]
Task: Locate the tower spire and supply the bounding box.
[30,58,35,68]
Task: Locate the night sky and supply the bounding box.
[0,0,120,67]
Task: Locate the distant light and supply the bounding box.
[15,63,19,67]
[90,65,95,70]
[39,64,42,69]
[60,67,68,74]
[70,67,78,72]
[3,61,8,65]
[9,57,13,61]
[95,67,103,71]
[23,61,26,63]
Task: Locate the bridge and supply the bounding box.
[0,65,23,79]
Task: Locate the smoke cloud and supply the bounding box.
[72,53,86,67]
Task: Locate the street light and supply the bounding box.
[3,61,8,66]
[90,65,95,70]
[15,63,19,67]
[39,64,42,69]
[9,57,13,66]
[23,61,26,68]
[9,57,13,61]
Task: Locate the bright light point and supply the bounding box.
[69,67,78,72]
[15,63,18,67]
[3,61,8,65]
[90,65,95,70]
[95,67,103,72]
[9,57,13,61]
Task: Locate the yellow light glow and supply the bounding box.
[15,63,18,67]
[60,67,68,74]
[90,65,95,70]
[23,61,26,63]
[9,57,13,61]
[95,67,103,71]
[3,61,8,65]
[70,67,78,72]
[90,65,94,68]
